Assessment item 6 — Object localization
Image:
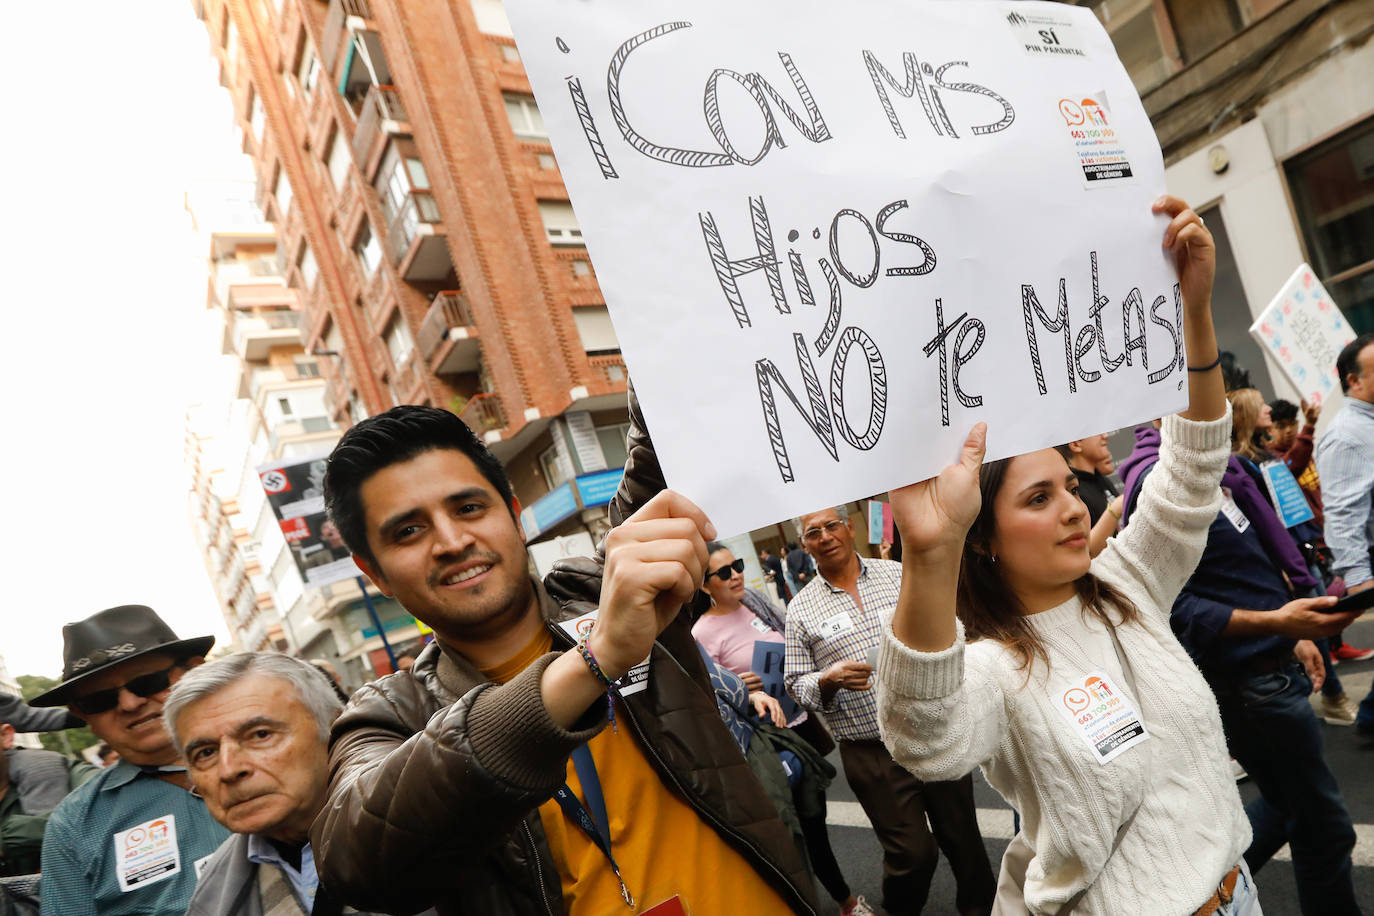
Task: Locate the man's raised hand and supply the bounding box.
[593,490,715,679]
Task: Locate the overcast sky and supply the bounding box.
[0,2,248,676]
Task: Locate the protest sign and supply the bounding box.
[505,0,1184,535]
[750,641,802,724]
[258,453,361,587]
[1249,264,1355,408]
[1259,460,1316,530]
[867,500,884,544]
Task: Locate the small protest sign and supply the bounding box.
[505,0,1184,535]
[1249,264,1355,408]
[750,640,802,724]
[1260,461,1316,530]
[257,453,361,588]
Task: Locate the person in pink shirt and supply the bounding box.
[693,544,872,916]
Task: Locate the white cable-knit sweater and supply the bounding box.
[877,411,1251,915]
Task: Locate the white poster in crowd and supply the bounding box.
[258,453,362,587]
[1249,264,1355,408]
[505,0,1185,535]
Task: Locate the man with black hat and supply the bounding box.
[31,605,229,916]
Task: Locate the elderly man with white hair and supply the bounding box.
[164,653,382,916]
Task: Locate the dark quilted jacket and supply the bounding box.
[309,386,819,916]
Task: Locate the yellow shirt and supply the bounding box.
[480,629,790,915]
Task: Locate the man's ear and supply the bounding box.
[353,554,395,598]
[1067,440,1086,455]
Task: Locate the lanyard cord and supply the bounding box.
[553,744,635,908]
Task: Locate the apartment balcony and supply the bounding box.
[353,85,410,179]
[457,392,506,441]
[247,362,323,402]
[233,310,303,361]
[320,0,374,74]
[269,416,336,453]
[418,291,480,375]
[386,192,451,282]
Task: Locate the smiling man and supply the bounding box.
[30,606,228,916]
[784,506,994,916]
[165,653,391,916]
[309,404,817,916]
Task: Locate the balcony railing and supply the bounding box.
[321,0,374,73]
[386,191,443,265]
[392,350,420,399]
[248,362,325,401]
[353,85,408,167]
[418,291,475,360]
[457,393,506,435]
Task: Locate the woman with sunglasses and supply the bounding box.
[692,543,873,916]
[874,198,1265,914]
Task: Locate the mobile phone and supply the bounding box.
[1328,588,1374,615]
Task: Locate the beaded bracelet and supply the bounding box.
[577,631,619,733]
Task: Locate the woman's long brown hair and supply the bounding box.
[958,454,1140,673]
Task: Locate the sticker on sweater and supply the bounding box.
[1219,487,1250,533]
[817,612,854,639]
[641,897,687,915]
[558,610,649,695]
[1056,671,1149,765]
[113,814,181,892]
[748,616,773,634]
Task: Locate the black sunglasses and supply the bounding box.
[707,558,745,581]
[70,665,179,715]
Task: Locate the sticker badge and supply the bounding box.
[817,612,854,639]
[558,610,650,695]
[1219,487,1251,534]
[1056,672,1149,765]
[114,814,181,892]
[748,616,774,634]
[1005,8,1088,58]
[1058,93,1135,188]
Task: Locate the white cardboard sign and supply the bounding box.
[1249,263,1355,408]
[505,0,1186,536]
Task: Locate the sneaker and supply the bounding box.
[841,896,878,916]
[1230,758,1248,783]
[1321,692,1359,726]
[1332,644,1374,663]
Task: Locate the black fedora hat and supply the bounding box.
[29,606,215,707]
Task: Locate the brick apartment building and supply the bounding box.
[193,0,635,570]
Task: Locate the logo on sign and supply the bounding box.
[1063,687,1091,715]
[260,470,290,494]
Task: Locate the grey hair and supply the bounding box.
[792,504,852,537]
[163,652,344,752]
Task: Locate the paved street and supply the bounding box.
[812,615,1374,914]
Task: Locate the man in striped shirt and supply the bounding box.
[784,505,995,916]
[1315,331,1374,734]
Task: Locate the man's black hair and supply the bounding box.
[1268,398,1299,424]
[323,405,516,565]
[1336,332,1374,394]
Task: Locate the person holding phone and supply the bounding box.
[873,198,1339,914]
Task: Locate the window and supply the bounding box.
[377,143,432,224]
[537,152,557,170]
[470,0,514,37]
[298,245,318,289]
[326,129,351,193]
[274,168,293,220]
[1096,0,1174,94]
[596,422,631,470]
[539,443,573,490]
[1163,0,1242,64]
[1287,117,1374,331]
[278,397,294,416]
[293,357,321,378]
[249,91,265,145]
[297,42,320,94]
[385,315,415,367]
[570,257,593,278]
[538,201,583,246]
[500,44,521,62]
[355,221,382,276]
[503,94,547,140]
[571,306,619,354]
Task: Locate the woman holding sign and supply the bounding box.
[873,198,1267,914]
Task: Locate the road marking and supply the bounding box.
[827,802,1374,867]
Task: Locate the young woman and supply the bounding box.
[875,197,1265,914]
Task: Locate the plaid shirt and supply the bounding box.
[784,556,903,741]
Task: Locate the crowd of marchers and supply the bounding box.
[1,196,1372,915]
